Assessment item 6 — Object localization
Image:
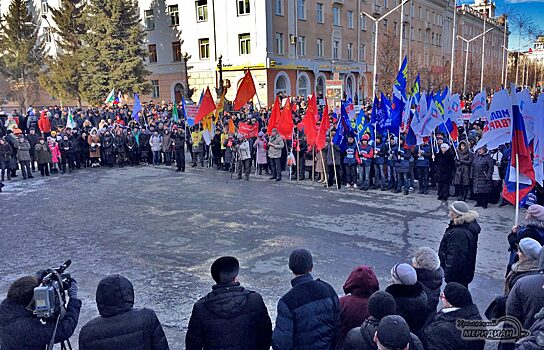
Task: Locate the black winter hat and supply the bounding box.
[288,249,313,275]
[444,282,473,307]
[376,315,411,350]
[211,256,239,284]
[368,291,397,320]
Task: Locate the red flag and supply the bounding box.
[228,118,236,134]
[267,97,280,136]
[194,87,216,124]
[301,96,318,146]
[316,102,330,150]
[450,121,458,142]
[233,70,257,110]
[278,97,294,140]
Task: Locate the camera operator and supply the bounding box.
[0,275,81,349]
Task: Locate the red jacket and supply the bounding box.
[38,116,51,133]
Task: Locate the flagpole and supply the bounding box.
[296,128,300,181]
[449,0,457,91]
[515,154,520,226]
[312,147,315,181]
[320,150,328,185]
[329,129,340,190]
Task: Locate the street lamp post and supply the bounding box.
[480,0,487,91]
[449,0,457,90]
[182,53,191,98]
[458,28,493,96]
[501,16,508,87]
[362,0,410,99]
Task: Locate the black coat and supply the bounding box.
[435,148,456,184]
[78,275,169,350]
[0,297,82,350]
[515,307,544,350]
[415,267,444,318]
[439,212,481,286]
[422,304,485,350]
[384,283,428,335]
[344,317,424,350]
[471,152,494,194]
[185,282,272,350]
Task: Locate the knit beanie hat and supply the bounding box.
[376,315,411,350]
[527,205,544,222]
[412,247,441,271]
[519,238,542,260]
[440,143,450,151]
[391,263,417,285]
[368,291,397,320]
[289,249,313,275]
[449,201,470,216]
[211,256,240,284]
[444,282,473,307]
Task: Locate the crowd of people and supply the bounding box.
[1,98,542,207]
[1,201,544,349]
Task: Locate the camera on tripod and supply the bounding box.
[34,260,72,319]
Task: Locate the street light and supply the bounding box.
[502,45,529,87]
[361,0,410,99]
[458,28,493,96]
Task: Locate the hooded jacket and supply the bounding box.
[78,275,169,350]
[185,282,272,350]
[338,266,379,342]
[0,297,81,350]
[439,210,481,286]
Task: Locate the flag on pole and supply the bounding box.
[410,92,428,144]
[104,88,115,104]
[194,87,216,124]
[267,97,281,135]
[132,93,142,121]
[316,102,331,150]
[344,97,356,120]
[114,91,123,105]
[503,92,535,205]
[391,56,408,131]
[475,89,512,151]
[334,101,356,151]
[172,103,179,123]
[410,74,421,103]
[66,109,76,129]
[214,89,226,122]
[181,96,193,127]
[377,93,397,135]
[517,89,537,142]
[302,95,318,146]
[534,98,544,185]
[233,70,257,110]
[370,95,379,124]
[278,97,294,140]
[228,118,236,134]
[470,90,487,122]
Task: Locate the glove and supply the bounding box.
[67,279,78,299]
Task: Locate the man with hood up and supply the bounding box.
[78,274,169,350]
[186,256,272,350]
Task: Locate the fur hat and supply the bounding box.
[391,263,417,286]
[412,247,441,271]
[368,291,396,320]
[527,205,544,222]
[519,238,542,260]
[210,257,240,284]
[440,143,450,151]
[449,201,470,216]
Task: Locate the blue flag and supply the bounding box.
[370,95,379,124]
[182,96,195,127]
[410,74,421,103]
[333,105,356,151]
[376,92,393,134]
[132,93,142,121]
[391,56,408,133]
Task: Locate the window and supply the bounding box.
[298,76,308,97]
[411,2,414,17]
[347,43,353,60]
[384,0,388,8]
[403,24,407,39]
[168,5,179,26]
[41,0,48,13]
[347,11,353,29]
[144,10,154,30]
[199,39,209,59]
[239,33,250,55]
[43,27,51,43]
[297,36,306,56]
[316,38,324,58]
[297,0,306,20]
[275,76,288,96]
[361,15,366,31]
[333,40,339,59]
[237,0,250,15]
[275,0,283,15]
[316,3,324,23]
[360,44,366,61]
[419,6,422,19]
[196,0,208,22]
[148,44,157,63]
[393,21,397,36]
[172,41,181,61]
[383,19,387,32]
[333,7,341,26]
[151,80,160,98]
[418,29,422,41]
[431,32,435,45]
[275,32,284,55]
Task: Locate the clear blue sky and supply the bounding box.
[494,0,544,49]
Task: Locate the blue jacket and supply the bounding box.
[396,147,411,173]
[373,141,385,165]
[344,143,358,165]
[415,144,432,167]
[272,274,340,350]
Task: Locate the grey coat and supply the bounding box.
[268,135,284,159]
[34,142,52,164]
[16,139,31,162]
[471,153,494,194]
[454,142,473,186]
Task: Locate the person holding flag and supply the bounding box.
[357,134,374,191]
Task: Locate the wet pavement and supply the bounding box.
[0,165,514,348]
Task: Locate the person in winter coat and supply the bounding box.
[78,132,90,168]
[236,134,252,181]
[472,145,494,208]
[272,249,340,350]
[211,129,222,169]
[507,247,544,331]
[373,134,387,190]
[435,142,455,200]
[268,128,285,181]
[384,263,428,336]
[375,315,424,350]
[172,126,186,171]
[254,132,268,175]
[38,112,52,136]
[454,140,473,201]
[161,129,173,166]
[125,129,138,166]
[395,138,412,195]
[34,137,52,176]
[422,282,485,350]
[515,307,544,350]
[338,265,379,347]
[411,247,444,319]
[326,132,342,189]
[87,128,101,167]
[185,257,272,350]
[101,130,115,167]
[358,134,374,190]
[113,129,126,167]
[0,137,13,181]
[505,238,542,295]
[508,205,544,272]
[415,140,432,194]
[26,128,40,171]
[0,275,81,350]
[16,135,33,179]
[191,129,205,167]
[149,131,163,165]
[344,136,358,188]
[59,135,74,173]
[48,137,61,173]
[439,201,481,287]
[79,274,169,350]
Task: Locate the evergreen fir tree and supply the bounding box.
[0,0,45,109]
[39,0,86,106]
[80,0,150,105]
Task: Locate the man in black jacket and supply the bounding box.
[186,256,272,350]
[79,274,169,350]
[0,275,81,350]
[272,248,340,350]
[172,126,186,172]
[439,201,481,287]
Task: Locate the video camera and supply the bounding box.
[34,260,72,319]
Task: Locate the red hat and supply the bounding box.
[362,134,370,141]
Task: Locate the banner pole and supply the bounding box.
[330,131,340,190]
[515,154,520,226]
[312,146,315,181]
[320,149,328,185]
[297,128,300,181]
